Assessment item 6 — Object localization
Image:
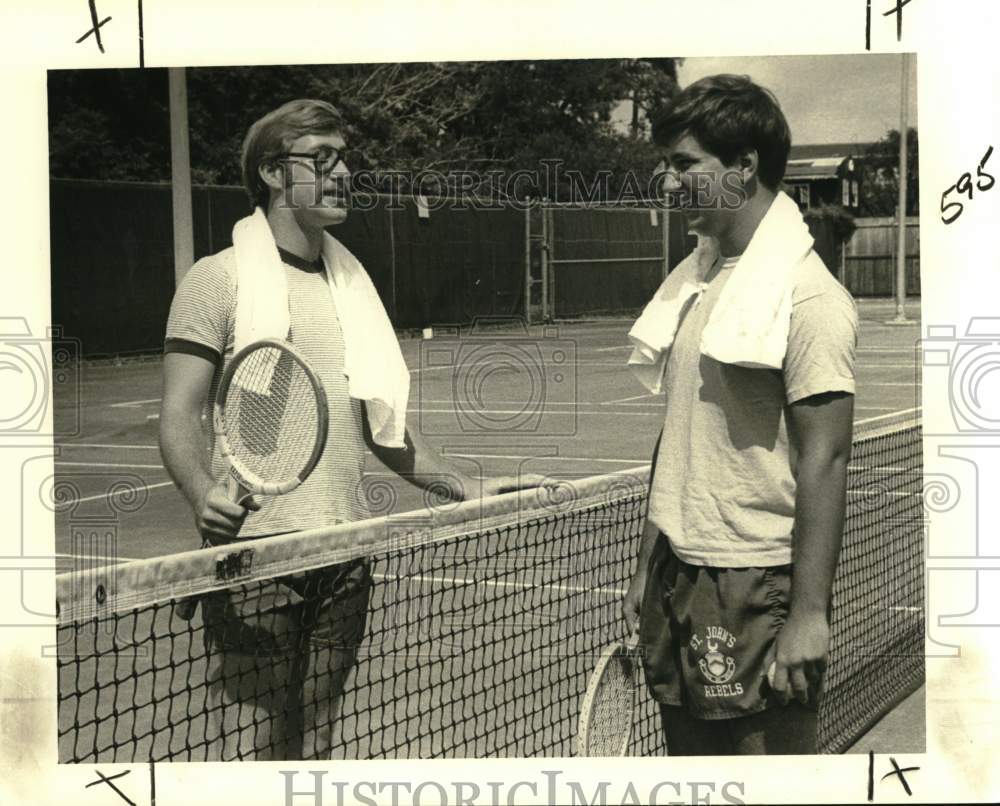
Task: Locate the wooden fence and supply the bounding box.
[842,216,920,297]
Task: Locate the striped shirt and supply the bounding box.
[164,245,371,537]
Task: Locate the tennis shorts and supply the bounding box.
[201,558,372,760]
[639,533,820,719]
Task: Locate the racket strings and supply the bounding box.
[585,653,636,755]
[225,346,321,482]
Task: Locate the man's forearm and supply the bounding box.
[159,410,215,512]
[371,428,475,500]
[789,447,850,615]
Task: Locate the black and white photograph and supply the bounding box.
[47,52,922,762]
[1,1,999,804]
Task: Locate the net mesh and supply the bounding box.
[56,415,923,761]
[225,345,321,482]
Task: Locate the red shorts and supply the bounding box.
[639,533,820,719]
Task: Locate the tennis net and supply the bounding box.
[56,413,923,761]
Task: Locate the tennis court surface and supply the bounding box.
[52,300,924,760]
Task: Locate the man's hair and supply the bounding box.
[651,74,791,191]
[241,99,346,210]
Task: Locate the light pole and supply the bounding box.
[889,53,910,324]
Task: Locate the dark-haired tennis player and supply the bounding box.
[623,75,858,755]
[159,99,541,760]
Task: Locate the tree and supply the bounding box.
[860,127,919,216]
[48,69,171,181]
[622,58,681,140]
[47,60,682,203]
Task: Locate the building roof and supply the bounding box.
[784,143,875,181]
[785,156,847,180]
[788,142,873,160]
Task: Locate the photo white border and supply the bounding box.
[3,0,999,803]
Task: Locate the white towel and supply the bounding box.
[231,208,410,448]
[627,191,814,394]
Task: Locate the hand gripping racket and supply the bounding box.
[577,631,641,756]
[176,338,329,619]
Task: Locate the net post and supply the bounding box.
[524,204,532,325]
[547,205,556,321]
[661,207,670,281]
[388,201,398,323]
[888,52,910,325]
[541,200,549,322]
[168,67,194,288]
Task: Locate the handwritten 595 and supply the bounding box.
[941,145,994,225]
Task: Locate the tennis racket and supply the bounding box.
[577,631,641,756]
[176,338,329,619]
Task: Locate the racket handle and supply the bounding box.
[177,535,215,622]
[176,596,199,621]
[227,475,251,506]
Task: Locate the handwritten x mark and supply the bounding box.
[76,0,112,54]
[85,769,135,806]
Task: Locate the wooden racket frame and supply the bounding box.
[576,631,640,756]
[213,338,329,503]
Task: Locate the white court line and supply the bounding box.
[596,346,917,354]
[415,361,662,369]
[409,408,660,417]
[848,464,917,472]
[58,443,651,465]
[424,359,917,369]
[55,461,166,470]
[63,404,912,454]
[111,400,922,420]
[372,570,625,597]
[69,481,175,505]
[408,365,456,375]
[602,393,657,404]
[856,407,921,426]
[132,410,662,421]
[407,399,659,407]
[149,400,908,420]
[445,453,648,464]
[122,396,663,410]
[55,552,141,563]
[60,443,161,450]
[846,490,917,498]
[110,399,160,408]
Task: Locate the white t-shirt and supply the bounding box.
[647,250,858,567]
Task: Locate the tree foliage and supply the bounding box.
[860,127,919,216]
[47,59,681,202]
[47,70,171,181]
[803,202,857,243]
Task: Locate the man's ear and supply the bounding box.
[258,159,284,194]
[736,148,760,185]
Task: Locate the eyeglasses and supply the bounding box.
[283,146,363,176]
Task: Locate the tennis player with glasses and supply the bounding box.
[159,99,542,760]
[622,75,858,755]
